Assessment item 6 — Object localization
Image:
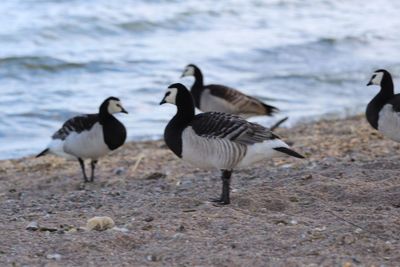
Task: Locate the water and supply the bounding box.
[1,0,400,159]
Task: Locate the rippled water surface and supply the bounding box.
[1,0,400,159]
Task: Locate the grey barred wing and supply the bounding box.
[206,84,239,102]
[189,112,277,145]
[206,84,277,115]
[52,114,99,140]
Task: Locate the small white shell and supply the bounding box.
[86,216,115,231]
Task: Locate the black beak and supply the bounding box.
[160,99,166,105]
[121,107,128,114]
[180,69,188,78]
[367,81,373,86]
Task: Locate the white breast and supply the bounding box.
[378,104,400,142]
[181,127,246,170]
[63,122,110,160]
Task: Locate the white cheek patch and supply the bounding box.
[107,100,122,114]
[183,66,195,77]
[165,88,178,104]
[372,72,384,85]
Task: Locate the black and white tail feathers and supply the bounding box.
[262,102,278,116]
[274,147,304,158]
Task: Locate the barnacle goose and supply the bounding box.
[366,69,400,142]
[160,83,304,205]
[181,64,278,118]
[36,97,128,182]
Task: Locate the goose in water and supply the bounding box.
[181,64,278,118]
[160,83,304,204]
[36,97,128,182]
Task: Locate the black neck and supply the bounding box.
[380,75,394,97]
[98,107,126,150]
[366,75,394,129]
[190,68,204,108]
[99,111,113,124]
[164,95,195,158]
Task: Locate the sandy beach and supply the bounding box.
[1,115,400,266]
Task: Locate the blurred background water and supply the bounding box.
[1,0,400,159]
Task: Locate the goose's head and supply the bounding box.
[181,64,199,78]
[160,83,191,106]
[102,97,128,114]
[367,69,391,86]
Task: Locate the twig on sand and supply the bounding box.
[270,117,289,131]
[130,153,144,173]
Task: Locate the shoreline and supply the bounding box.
[1,114,400,266]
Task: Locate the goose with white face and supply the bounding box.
[160,87,178,105]
[367,71,384,86]
[36,96,128,183]
[181,65,195,78]
[107,99,128,114]
[160,82,304,205]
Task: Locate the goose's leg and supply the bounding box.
[220,170,232,204]
[90,160,98,182]
[78,158,88,183]
[211,170,232,205]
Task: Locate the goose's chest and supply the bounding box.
[378,104,400,142]
[64,123,110,159]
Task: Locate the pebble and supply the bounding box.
[314,226,326,232]
[142,225,152,231]
[144,216,154,222]
[26,221,39,231]
[176,225,185,232]
[40,226,58,232]
[112,227,129,233]
[86,216,115,231]
[46,253,62,260]
[114,167,126,175]
[342,234,356,245]
[145,172,166,180]
[172,233,185,239]
[146,254,159,262]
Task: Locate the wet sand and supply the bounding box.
[1,115,399,266]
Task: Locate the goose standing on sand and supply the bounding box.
[181,64,278,118]
[36,97,128,182]
[366,69,400,142]
[160,83,304,205]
